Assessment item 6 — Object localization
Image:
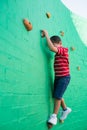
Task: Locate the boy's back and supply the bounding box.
[54,46,70,77]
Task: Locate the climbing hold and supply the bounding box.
[59,119,64,124]
[70,47,75,51]
[41,30,45,38]
[47,122,53,129]
[23,19,33,31]
[46,12,51,18]
[77,66,80,71]
[60,31,64,36]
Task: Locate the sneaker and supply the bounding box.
[48,114,57,125]
[60,107,72,121]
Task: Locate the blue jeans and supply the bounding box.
[53,75,71,99]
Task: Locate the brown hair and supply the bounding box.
[50,36,61,44]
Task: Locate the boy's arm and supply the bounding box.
[42,30,58,53]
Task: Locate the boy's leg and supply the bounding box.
[61,98,67,110]
[47,76,71,125]
[60,98,72,121]
[47,98,61,126]
[53,76,70,113]
[53,98,61,114]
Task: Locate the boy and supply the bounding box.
[42,30,72,126]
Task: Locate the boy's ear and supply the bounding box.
[59,41,62,45]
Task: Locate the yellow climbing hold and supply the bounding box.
[70,47,75,51]
[46,12,51,18]
[77,66,80,71]
[60,31,64,36]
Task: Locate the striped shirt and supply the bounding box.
[54,46,70,77]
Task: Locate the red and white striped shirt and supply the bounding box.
[54,47,70,77]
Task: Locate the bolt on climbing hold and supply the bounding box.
[70,47,75,51]
[23,19,33,31]
[77,66,80,71]
[60,31,64,36]
[46,12,51,18]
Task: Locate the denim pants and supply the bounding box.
[53,75,71,99]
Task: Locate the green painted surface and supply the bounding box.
[0,0,87,130]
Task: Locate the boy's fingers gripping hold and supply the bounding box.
[41,30,48,37]
[43,30,48,36]
[41,30,45,37]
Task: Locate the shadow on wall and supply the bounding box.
[40,33,55,115]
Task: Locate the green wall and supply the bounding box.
[0,0,87,130]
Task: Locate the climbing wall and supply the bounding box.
[0,0,87,130]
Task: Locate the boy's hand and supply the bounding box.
[41,30,48,37]
[42,30,48,36]
[41,30,58,53]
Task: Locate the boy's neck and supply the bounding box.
[57,44,62,47]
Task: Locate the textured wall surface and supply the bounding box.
[0,0,87,130]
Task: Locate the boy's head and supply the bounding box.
[50,36,62,46]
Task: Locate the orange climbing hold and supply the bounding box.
[23,19,33,31]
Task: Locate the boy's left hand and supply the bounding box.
[41,30,48,37]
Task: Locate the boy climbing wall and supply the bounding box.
[41,30,72,128]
